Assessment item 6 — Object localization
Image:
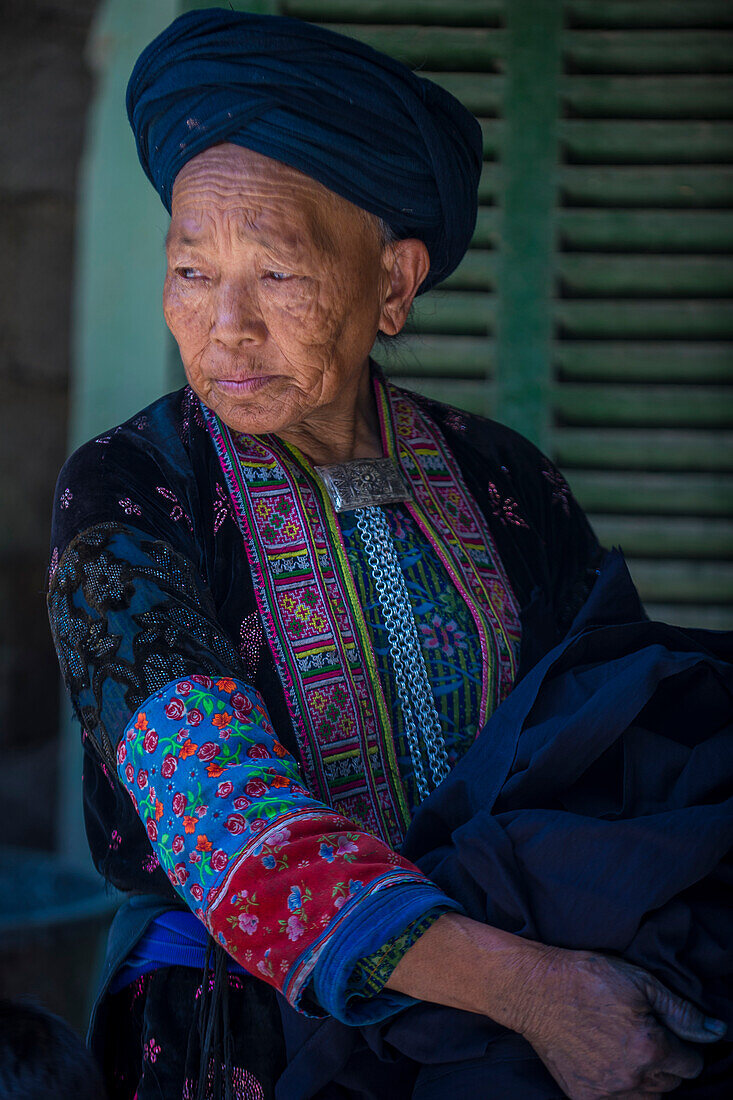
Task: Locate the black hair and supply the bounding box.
[0,1000,106,1100]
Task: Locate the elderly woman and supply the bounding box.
[47,9,729,1100]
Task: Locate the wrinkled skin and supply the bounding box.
[164,143,429,464]
[164,143,726,1097]
[387,913,725,1099]
[519,948,718,1098]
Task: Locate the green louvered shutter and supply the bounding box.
[551,2,733,628]
[179,0,733,627]
[282,0,733,629]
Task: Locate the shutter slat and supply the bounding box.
[590,515,733,558]
[419,72,503,114]
[567,470,733,515]
[478,165,496,202]
[566,2,733,31]
[555,384,733,427]
[561,75,733,118]
[559,120,733,163]
[376,335,495,377]
[557,255,733,297]
[472,208,498,248]
[390,377,494,416]
[410,292,496,335]
[443,249,496,290]
[625,559,733,603]
[479,119,500,157]
[559,167,733,208]
[555,342,733,382]
[554,429,733,472]
[284,1,503,25]
[320,25,505,68]
[555,300,733,338]
[565,31,733,74]
[558,210,733,251]
[642,603,732,628]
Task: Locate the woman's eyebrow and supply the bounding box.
[166,228,206,249]
[165,224,312,262]
[235,220,306,257]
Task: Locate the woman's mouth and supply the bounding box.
[214,376,274,394]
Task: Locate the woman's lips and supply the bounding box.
[213,376,274,394]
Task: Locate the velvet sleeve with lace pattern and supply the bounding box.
[48,518,459,1021]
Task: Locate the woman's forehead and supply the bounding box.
[169,143,353,256]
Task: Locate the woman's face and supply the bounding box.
[164,143,415,439]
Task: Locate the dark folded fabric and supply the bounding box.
[277,552,733,1098]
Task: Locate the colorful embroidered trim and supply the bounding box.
[379,383,522,716]
[200,376,521,845]
[202,413,409,847]
[350,907,445,1000]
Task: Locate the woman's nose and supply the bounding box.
[210,281,266,347]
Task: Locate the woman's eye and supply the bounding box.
[176,267,205,280]
[264,271,293,282]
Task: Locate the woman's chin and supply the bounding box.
[199,383,296,437]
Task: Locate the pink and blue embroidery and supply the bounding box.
[117,676,308,899]
[486,481,529,530]
[117,674,450,1011]
[156,486,194,532]
[542,463,573,516]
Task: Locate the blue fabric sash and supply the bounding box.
[109,908,247,995]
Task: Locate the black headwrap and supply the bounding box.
[126,7,483,292]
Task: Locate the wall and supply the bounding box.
[0,0,98,848]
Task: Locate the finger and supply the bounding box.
[643,1071,683,1092]
[655,1032,704,1080]
[611,1086,660,1095]
[645,979,727,1044]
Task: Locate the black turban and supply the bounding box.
[126,7,483,292]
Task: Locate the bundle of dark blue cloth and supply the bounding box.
[277,552,733,1099]
[126,7,483,293]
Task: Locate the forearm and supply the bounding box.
[386,910,725,1100]
[385,911,549,1033]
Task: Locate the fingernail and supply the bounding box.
[704,1018,727,1035]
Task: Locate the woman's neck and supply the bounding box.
[277,365,383,466]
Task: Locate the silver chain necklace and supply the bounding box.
[314,458,450,802]
[355,506,451,801]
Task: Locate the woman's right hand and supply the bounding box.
[386,913,726,1099]
[514,946,725,1099]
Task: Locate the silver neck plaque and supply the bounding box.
[314,457,411,513]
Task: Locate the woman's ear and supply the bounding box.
[379,238,431,336]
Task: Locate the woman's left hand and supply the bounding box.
[517,948,723,1098]
[386,913,726,1098]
